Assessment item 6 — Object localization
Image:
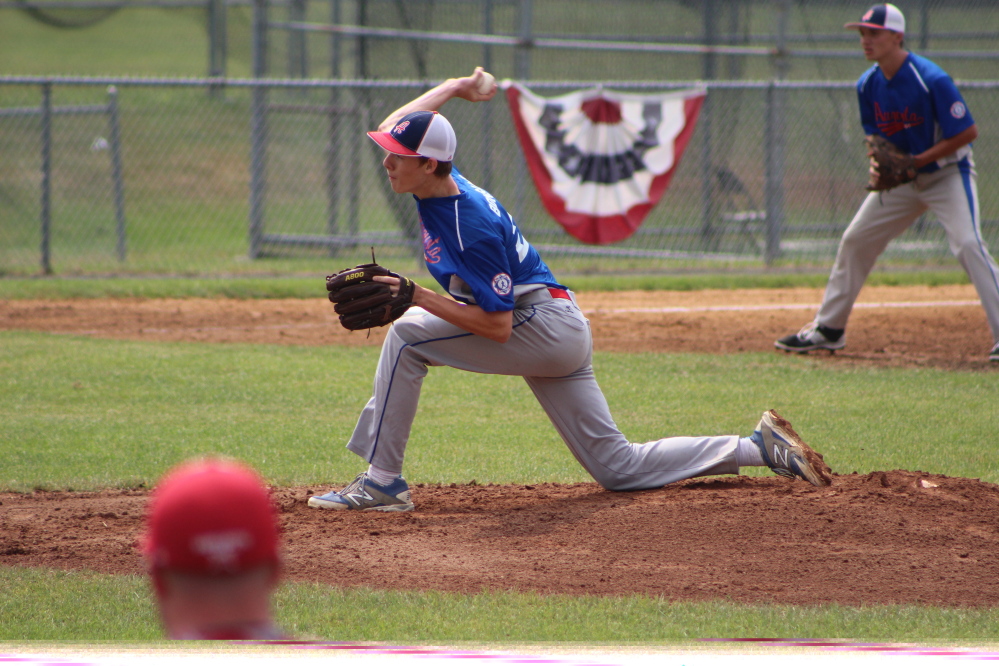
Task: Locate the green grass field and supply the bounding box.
[4,328,997,493]
[3,1,999,650]
[2,272,998,643]
[4,567,999,643]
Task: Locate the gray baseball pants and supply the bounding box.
[346,289,739,491]
[817,163,999,343]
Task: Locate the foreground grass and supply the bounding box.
[2,319,997,644]
[1,330,997,491]
[3,567,998,642]
[0,269,973,300]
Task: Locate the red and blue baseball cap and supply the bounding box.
[845,3,905,33]
[367,110,457,162]
[144,458,280,575]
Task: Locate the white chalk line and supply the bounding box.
[582,300,981,315]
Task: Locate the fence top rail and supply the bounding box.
[279,21,999,60]
[280,21,777,57]
[2,75,999,90]
[0,0,255,6]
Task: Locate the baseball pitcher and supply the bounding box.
[310,68,833,512]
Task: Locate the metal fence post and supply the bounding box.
[207,0,228,94]
[352,0,368,247]
[481,0,494,192]
[699,0,717,248]
[324,0,342,254]
[763,0,791,265]
[919,0,930,51]
[249,0,269,259]
[350,0,364,245]
[40,81,53,275]
[356,0,368,78]
[513,0,533,227]
[107,85,127,262]
[288,0,307,78]
[764,81,785,265]
[515,0,532,80]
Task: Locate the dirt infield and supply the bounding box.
[2,285,998,607]
[1,284,995,368]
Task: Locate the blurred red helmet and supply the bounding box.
[144,458,279,575]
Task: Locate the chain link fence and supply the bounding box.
[2,0,997,277]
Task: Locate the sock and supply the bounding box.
[736,435,765,467]
[816,325,845,342]
[366,464,399,487]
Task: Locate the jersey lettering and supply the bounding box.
[422,224,442,264]
[874,103,924,136]
[510,213,530,263]
[471,184,501,217]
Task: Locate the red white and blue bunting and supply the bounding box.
[505,83,706,245]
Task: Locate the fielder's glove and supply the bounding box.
[864,134,917,192]
[325,263,416,331]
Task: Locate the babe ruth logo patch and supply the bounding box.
[950,101,967,120]
[393,121,411,135]
[492,273,512,296]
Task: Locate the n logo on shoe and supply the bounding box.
[344,487,374,507]
[772,440,790,469]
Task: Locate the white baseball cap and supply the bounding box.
[845,3,906,34]
[367,110,457,162]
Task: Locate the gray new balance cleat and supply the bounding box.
[751,410,833,487]
[990,342,999,363]
[308,472,414,512]
[775,322,845,353]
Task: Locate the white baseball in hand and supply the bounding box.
[477,71,496,95]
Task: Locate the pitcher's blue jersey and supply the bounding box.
[415,168,564,312]
[857,52,975,173]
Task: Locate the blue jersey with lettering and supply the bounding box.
[415,168,564,312]
[857,52,975,173]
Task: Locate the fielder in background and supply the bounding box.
[775,3,999,363]
[143,458,289,640]
[308,67,833,513]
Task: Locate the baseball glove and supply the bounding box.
[864,134,917,192]
[325,263,416,331]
